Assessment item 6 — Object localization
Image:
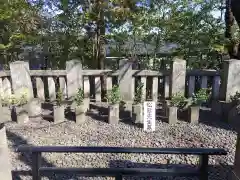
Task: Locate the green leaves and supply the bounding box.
[134,82,144,104]
[106,85,121,104]
[56,89,64,106]
[0,0,232,69]
[170,93,186,107]
[0,0,41,62]
[74,88,84,106]
[192,88,210,105]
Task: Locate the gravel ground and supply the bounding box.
[5,105,237,180]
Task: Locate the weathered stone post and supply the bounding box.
[66,59,89,110]
[118,59,133,117]
[223,60,240,180]
[169,58,187,97]
[118,59,133,101]
[212,60,240,121]
[0,124,12,180]
[10,61,41,118]
[10,61,34,99]
[220,59,240,101]
[66,60,83,99]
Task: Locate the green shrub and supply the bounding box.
[74,87,84,106]
[56,89,64,106]
[170,92,186,107]
[192,88,209,105]
[106,85,121,104]
[133,82,144,104]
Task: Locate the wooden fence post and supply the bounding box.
[0,124,12,180]
[169,58,186,97]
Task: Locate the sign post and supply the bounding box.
[143,101,156,132]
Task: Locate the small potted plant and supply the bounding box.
[12,89,29,124]
[53,89,65,123]
[187,88,209,124]
[106,85,121,124]
[132,82,144,124]
[74,87,85,124]
[167,92,186,124]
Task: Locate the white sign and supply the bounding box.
[143,101,156,132]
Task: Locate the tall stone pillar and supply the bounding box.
[118,59,133,101]
[169,58,186,97]
[220,59,240,101]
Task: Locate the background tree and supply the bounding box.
[225,0,240,59]
[0,0,235,71]
[0,0,41,67]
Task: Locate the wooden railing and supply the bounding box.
[0,60,221,102]
[16,145,227,180]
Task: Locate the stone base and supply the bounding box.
[108,104,119,124]
[132,104,143,124]
[211,100,222,116]
[228,104,240,130]
[211,100,234,122]
[53,105,65,123]
[0,107,11,123]
[124,101,132,118]
[120,101,132,119]
[13,106,29,124]
[166,106,178,124]
[75,106,86,124]
[83,99,90,112]
[27,98,42,117]
[188,106,200,124]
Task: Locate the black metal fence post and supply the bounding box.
[199,154,209,180]
[32,152,41,180]
[115,175,123,180]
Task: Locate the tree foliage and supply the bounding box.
[0,0,41,65]
[0,0,239,70]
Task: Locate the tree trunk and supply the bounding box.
[95,0,107,101]
[226,0,240,59]
[231,0,240,26]
[231,0,240,59]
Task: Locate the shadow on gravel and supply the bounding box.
[7,130,55,180]
[90,103,108,115]
[41,102,54,122]
[65,106,75,122]
[90,103,144,128]
[87,111,108,123]
[109,160,233,180]
[198,108,235,132]
[120,117,144,129]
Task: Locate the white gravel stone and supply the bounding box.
[4,107,237,180]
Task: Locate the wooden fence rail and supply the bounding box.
[16,145,227,180]
[0,58,222,102]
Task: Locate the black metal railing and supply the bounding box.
[16,146,227,180]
